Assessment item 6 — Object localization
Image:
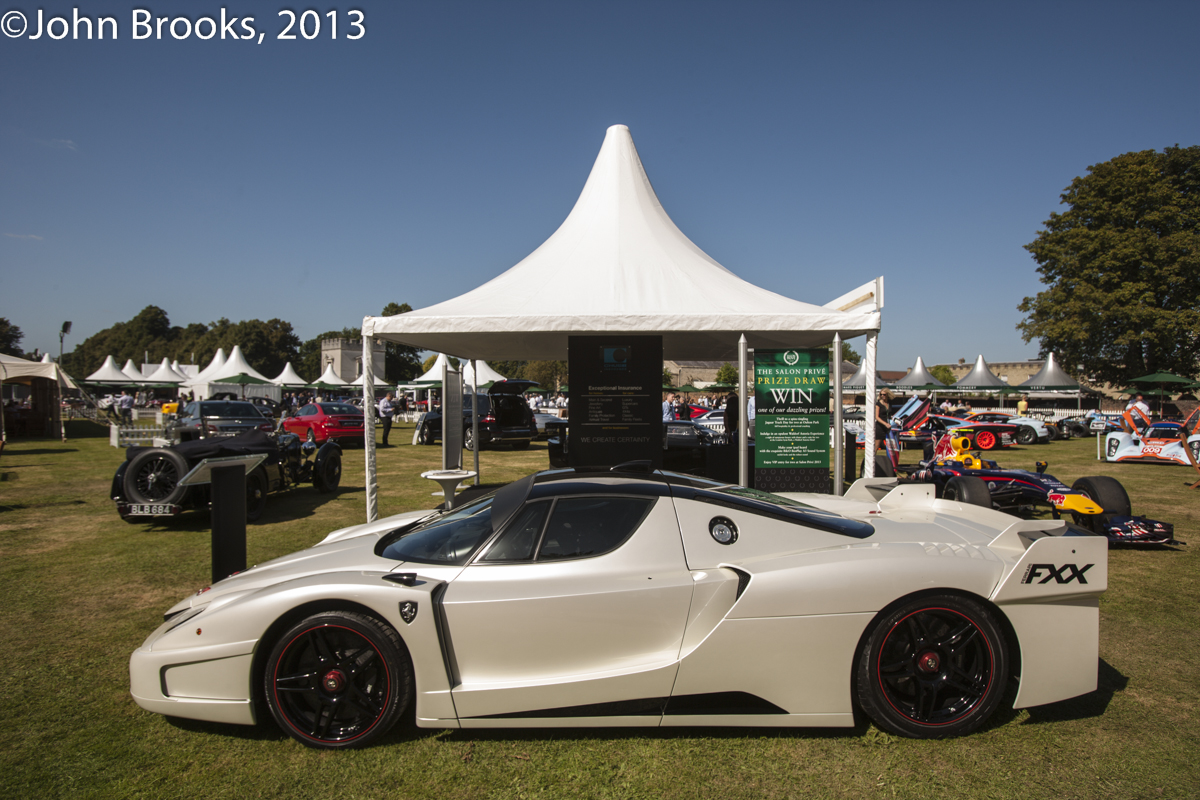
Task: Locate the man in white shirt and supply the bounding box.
[747,395,756,438]
[378,392,395,447]
[662,393,676,421]
[1127,393,1151,418]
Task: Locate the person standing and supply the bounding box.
[662,392,676,421]
[117,390,134,424]
[1127,393,1151,417]
[378,392,395,447]
[1016,394,1029,415]
[724,391,739,442]
[746,394,756,438]
[874,388,893,451]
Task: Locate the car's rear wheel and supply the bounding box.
[1070,475,1131,531]
[856,594,1008,739]
[246,468,268,522]
[1015,426,1037,446]
[314,451,342,493]
[306,427,317,445]
[975,431,997,450]
[942,475,991,507]
[1045,423,1060,441]
[264,611,412,749]
[124,449,189,505]
[418,425,435,446]
[464,427,477,451]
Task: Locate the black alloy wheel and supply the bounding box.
[464,427,476,451]
[123,449,189,505]
[856,595,1008,738]
[1015,426,1037,446]
[264,612,412,749]
[314,452,342,493]
[419,425,435,446]
[306,427,317,445]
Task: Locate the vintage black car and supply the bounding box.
[112,429,343,522]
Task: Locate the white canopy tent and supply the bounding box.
[461,360,507,388]
[892,356,946,390]
[358,125,884,520]
[953,355,1011,391]
[411,353,451,384]
[185,349,228,387]
[121,359,145,383]
[86,356,133,384]
[1,352,74,442]
[272,362,309,387]
[144,358,188,384]
[312,363,350,388]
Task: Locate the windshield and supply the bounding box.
[198,401,261,417]
[377,494,496,565]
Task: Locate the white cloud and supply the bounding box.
[3,233,44,240]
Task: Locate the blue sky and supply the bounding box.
[3,1,1197,372]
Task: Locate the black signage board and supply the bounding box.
[567,335,663,469]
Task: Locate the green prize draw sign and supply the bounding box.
[754,349,830,493]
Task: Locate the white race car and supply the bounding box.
[1103,408,1200,466]
[131,468,1107,748]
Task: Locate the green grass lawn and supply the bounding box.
[1,422,1197,800]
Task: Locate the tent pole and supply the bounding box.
[863,332,878,477]
[470,359,479,485]
[833,333,843,496]
[738,334,748,487]
[362,333,378,523]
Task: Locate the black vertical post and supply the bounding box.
[211,463,247,584]
[844,430,856,486]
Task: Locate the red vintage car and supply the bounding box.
[282,402,365,446]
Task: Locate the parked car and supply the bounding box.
[961,412,1056,444]
[874,432,1177,545]
[130,466,1108,749]
[1103,408,1200,466]
[416,380,538,451]
[898,414,1017,451]
[282,402,366,446]
[166,400,276,443]
[533,412,563,439]
[112,429,342,522]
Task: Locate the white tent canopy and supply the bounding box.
[144,358,187,384]
[185,349,227,386]
[1018,353,1081,390]
[842,360,891,389]
[86,356,132,383]
[893,356,946,388]
[313,363,349,386]
[412,353,450,384]
[121,359,144,383]
[272,362,309,387]
[364,125,879,361]
[206,346,272,384]
[953,355,1010,390]
[462,360,506,387]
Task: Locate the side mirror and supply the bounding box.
[1035,461,1048,474]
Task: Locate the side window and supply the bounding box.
[300,404,316,416]
[538,497,655,561]
[480,501,551,562]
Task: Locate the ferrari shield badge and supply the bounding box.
[399,601,418,624]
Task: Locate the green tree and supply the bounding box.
[1018,146,1200,385]
[829,341,860,365]
[380,303,422,382]
[662,367,676,388]
[524,360,566,391]
[928,365,958,386]
[488,360,527,380]
[715,363,739,385]
[0,317,24,357]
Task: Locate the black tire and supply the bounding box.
[856,594,1009,739]
[123,448,189,505]
[464,427,477,452]
[263,611,412,749]
[1067,423,1089,438]
[1044,423,1060,441]
[1071,475,1131,531]
[861,453,896,478]
[306,427,317,446]
[419,425,436,446]
[1015,426,1037,446]
[314,451,342,494]
[942,475,992,507]
[246,468,268,522]
[511,440,530,451]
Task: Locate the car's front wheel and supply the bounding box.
[313,451,342,493]
[264,611,412,749]
[1015,426,1037,446]
[942,475,991,507]
[856,594,1009,738]
[306,427,317,445]
[974,431,998,450]
[246,468,268,522]
[1070,475,1131,531]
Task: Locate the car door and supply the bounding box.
[442,493,694,722]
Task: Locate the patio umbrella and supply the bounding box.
[676,384,700,394]
[1129,372,1193,415]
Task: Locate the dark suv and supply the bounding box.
[417,380,538,450]
[167,400,276,442]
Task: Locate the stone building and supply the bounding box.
[320,338,386,383]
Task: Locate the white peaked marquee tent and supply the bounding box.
[144,358,187,384]
[953,355,1010,391]
[893,356,946,389]
[121,359,144,383]
[357,124,885,520]
[461,359,506,388]
[87,356,133,384]
[272,362,309,388]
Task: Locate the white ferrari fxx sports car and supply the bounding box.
[131,468,1107,748]
[1103,408,1200,466]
